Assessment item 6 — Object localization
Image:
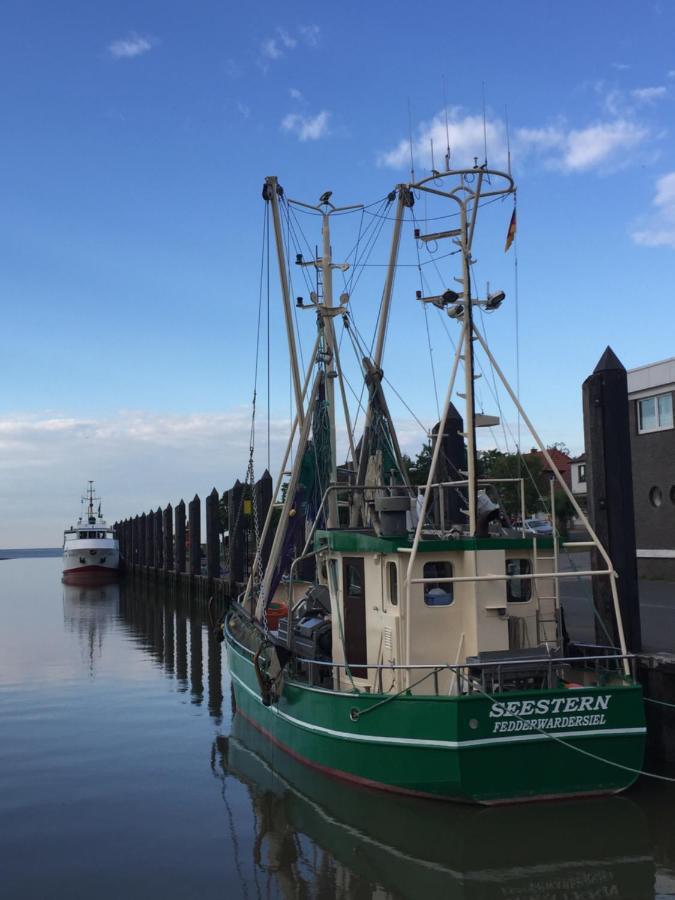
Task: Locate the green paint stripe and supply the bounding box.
[230,671,645,751]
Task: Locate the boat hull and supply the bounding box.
[62,547,119,575]
[226,629,646,805]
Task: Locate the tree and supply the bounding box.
[477,449,548,517]
[402,441,433,486]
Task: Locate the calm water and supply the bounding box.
[2,557,675,900]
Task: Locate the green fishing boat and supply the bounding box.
[225,165,645,805]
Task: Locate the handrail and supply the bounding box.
[279,652,637,672]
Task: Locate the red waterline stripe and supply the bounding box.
[236,707,473,804]
[235,707,624,807]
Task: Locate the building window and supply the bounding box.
[387,562,398,606]
[506,558,532,603]
[649,486,663,508]
[638,393,673,433]
[423,561,454,606]
[578,464,586,483]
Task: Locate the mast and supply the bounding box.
[412,165,513,534]
[264,176,305,426]
[253,186,360,617]
[459,198,478,533]
[82,481,100,525]
[349,186,414,527]
[291,192,362,529]
[320,206,339,528]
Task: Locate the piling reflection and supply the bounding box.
[116,578,224,720]
[62,580,119,675]
[212,712,656,900]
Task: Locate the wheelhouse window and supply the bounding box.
[387,562,398,606]
[506,558,532,603]
[423,561,454,606]
[638,393,673,433]
[78,531,88,539]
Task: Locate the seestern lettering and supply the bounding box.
[489,695,611,734]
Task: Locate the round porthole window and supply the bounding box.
[650,486,663,508]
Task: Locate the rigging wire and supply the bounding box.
[266,202,271,471]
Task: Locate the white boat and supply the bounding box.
[62,481,120,577]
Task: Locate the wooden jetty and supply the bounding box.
[112,470,275,607]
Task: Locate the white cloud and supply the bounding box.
[237,101,251,119]
[0,410,291,546]
[281,110,330,141]
[260,26,298,61]
[0,408,424,547]
[299,24,320,46]
[668,70,675,79]
[612,62,630,70]
[557,119,648,171]
[379,107,650,175]
[108,33,155,59]
[289,88,304,101]
[631,86,667,103]
[378,108,508,170]
[259,25,319,68]
[632,171,675,248]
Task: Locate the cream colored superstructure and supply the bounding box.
[320,543,558,696]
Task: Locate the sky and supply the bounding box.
[2,0,675,546]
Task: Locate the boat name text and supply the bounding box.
[489,695,610,732]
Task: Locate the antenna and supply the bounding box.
[443,76,451,170]
[407,98,416,182]
[430,138,436,174]
[505,104,512,177]
[481,81,488,166]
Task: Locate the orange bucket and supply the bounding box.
[265,600,288,630]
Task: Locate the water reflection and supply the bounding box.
[62,580,119,675]
[116,579,224,722]
[213,713,655,900]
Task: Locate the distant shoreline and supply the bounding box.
[0,548,61,560]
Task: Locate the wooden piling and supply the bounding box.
[139,513,147,566]
[206,487,220,580]
[163,503,174,572]
[228,479,244,593]
[154,507,163,570]
[583,347,642,651]
[188,494,201,577]
[254,469,274,571]
[175,500,186,574]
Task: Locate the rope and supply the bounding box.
[644,695,675,710]
[349,667,444,720]
[466,679,675,785]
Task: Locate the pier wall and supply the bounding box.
[113,469,274,607]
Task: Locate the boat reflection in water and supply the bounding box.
[62,579,119,674]
[213,711,655,900]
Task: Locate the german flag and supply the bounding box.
[504,208,517,252]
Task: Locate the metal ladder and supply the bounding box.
[532,535,561,646]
